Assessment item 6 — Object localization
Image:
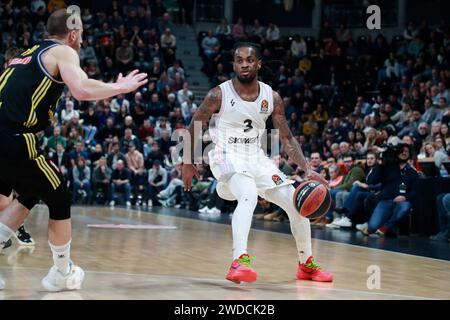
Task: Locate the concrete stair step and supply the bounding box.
[172,24,210,99]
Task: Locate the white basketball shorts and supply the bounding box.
[208,150,294,201]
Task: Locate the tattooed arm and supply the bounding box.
[182,87,222,191]
[272,91,328,186]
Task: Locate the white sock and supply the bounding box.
[265,185,313,263]
[0,223,14,248]
[228,174,258,260]
[49,240,71,275]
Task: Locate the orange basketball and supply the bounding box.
[293,181,331,219]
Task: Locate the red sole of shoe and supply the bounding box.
[226,270,258,284]
[296,273,333,282]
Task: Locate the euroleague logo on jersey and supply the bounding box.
[272,174,283,185]
[260,99,269,113]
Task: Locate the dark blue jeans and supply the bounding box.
[436,193,450,235]
[72,181,92,204]
[368,200,412,232]
[325,188,341,220]
[111,182,131,203]
[343,185,372,219]
[343,185,364,211]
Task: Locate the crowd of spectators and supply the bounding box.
[1,1,449,241]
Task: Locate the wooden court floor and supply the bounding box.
[0,205,449,300]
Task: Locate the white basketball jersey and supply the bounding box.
[209,80,274,164]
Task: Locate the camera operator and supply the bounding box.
[362,141,419,237]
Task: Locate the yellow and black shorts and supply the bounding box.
[0,132,70,220]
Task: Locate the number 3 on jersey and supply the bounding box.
[244,119,253,132]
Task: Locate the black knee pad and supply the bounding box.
[46,185,71,220]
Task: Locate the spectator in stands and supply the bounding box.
[167,60,185,82]
[120,128,141,153]
[147,93,165,120]
[421,99,438,124]
[265,23,280,45]
[72,157,92,205]
[326,154,365,226]
[421,142,449,175]
[338,142,352,160]
[290,34,307,60]
[272,154,294,177]
[430,193,450,242]
[403,21,418,40]
[138,119,154,142]
[154,117,172,139]
[159,13,175,34]
[333,152,381,228]
[309,152,323,173]
[160,28,177,66]
[145,142,165,169]
[201,30,220,59]
[329,142,341,160]
[231,17,245,40]
[336,23,352,46]
[392,102,412,130]
[436,82,450,103]
[181,95,197,125]
[215,18,231,41]
[89,144,104,167]
[81,105,99,146]
[125,142,146,199]
[249,19,264,43]
[398,110,422,137]
[157,167,184,207]
[115,39,134,73]
[107,142,126,170]
[147,160,168,206]
[80,39,97,66]
[177,82,193,105]
[167,92,181,111]
[169,72,184,91]
[61,99,79,124]
[110,159,132,207]
[439,122,450,146]
[361,144,419,237]
[110,94,130,115]
[437,97,450,124]
[51,143,70,180]
[328,165,344,188]
[69,141,89,168]
[47,126,67,154]
[97,117,118,149]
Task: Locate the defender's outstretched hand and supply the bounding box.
[117,69,148,93]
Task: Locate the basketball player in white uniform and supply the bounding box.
[183,43,333,283]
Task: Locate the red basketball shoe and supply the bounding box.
[296,256,333,282]
[226,254,258,284]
